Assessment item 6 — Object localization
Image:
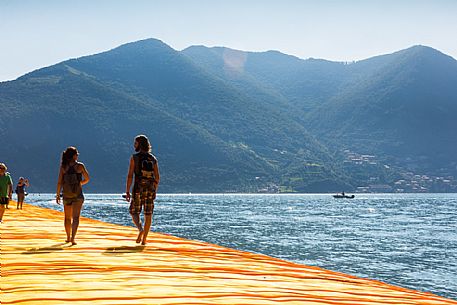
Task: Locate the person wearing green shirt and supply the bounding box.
[0,163,13,223]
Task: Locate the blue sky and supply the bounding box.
[1,0,456,81]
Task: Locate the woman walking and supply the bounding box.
[15,177,30,209]
[56,147,90,245]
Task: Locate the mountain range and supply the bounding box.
[1,38,456,193]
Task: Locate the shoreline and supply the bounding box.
[22,192,457,196]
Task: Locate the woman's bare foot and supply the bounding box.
[71,240,77,246]
[65,239,70,243]
[136,230,144,243]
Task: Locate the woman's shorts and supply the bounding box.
[63,196,84,206]
[129,189,155,215]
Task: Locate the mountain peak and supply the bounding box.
[397,45,455,61]
[111,38,173,53]
[120,37,166,46]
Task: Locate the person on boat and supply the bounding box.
[0,163,13,223]
[15,177,30,209]
[56,147,90,245]
[125,135,160,245]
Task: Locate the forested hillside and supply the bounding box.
[1,39,456,192]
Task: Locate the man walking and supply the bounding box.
[0,163,13,223]
[125,135,160,245]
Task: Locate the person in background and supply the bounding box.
[15,177,30,209]
[125,135,160,245]
[0,163,13,223]
[56,147,90,245]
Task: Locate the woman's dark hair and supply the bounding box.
[61,147,78,167]
[135,135,151,152]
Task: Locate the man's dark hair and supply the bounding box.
[135,135,151,153]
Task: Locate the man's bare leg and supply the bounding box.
[142,214,152,245]
[0,204,5,222]
[131,213,144,243]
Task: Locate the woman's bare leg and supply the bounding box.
[70,200,84,245]
[63,204,72,242]
[18,194,24,209]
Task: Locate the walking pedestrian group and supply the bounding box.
[1,135,160,246]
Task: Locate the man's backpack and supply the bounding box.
[62,164,82,199]
[134,153,156,191]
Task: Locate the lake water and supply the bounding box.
[24,193,456,300]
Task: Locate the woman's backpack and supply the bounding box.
[62,164,82,199]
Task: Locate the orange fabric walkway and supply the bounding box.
[1,203,456,305]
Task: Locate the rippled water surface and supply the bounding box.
[25,193,457,300]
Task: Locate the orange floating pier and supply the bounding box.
[1,203,456,305]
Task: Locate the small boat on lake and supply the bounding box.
[333,193,355,199]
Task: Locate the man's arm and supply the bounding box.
[125,156,134,201]
[153,161,160,192]
[7,175,13,200]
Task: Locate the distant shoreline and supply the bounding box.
[25,192,457,195]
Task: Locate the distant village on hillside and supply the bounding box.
[256,150,457,194]
[343,150,457,193]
